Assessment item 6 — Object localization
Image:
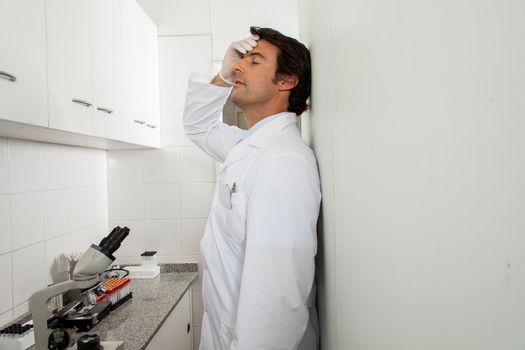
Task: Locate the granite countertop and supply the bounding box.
[92,264,198,349]
[27,264,198,350]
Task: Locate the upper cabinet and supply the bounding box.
[141,16,161,148]
[0,0,48,127]
[121,0,160,148]
[46,0,94,135]
[92,0,125,141]
[0,0,160,149]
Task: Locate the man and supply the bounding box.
[183,26,321,349]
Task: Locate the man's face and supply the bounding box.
[229,39,281,110]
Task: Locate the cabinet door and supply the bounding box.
[142,15,161,148]
[121,0,161,147]
[92,0,125,141]
[46,0,94,135]
[120,0,145,145]
[146,288,193,350]
[0,0,48,127]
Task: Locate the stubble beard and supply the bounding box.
[230,86,249,111]
[230,77,279,112]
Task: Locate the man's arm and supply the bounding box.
[211,73,232,87]
[183,35,259,162]
[183,71,244,162]
[231,152,321,349]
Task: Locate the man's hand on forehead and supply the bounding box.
[218,34,260,85]
[231,35,259,55]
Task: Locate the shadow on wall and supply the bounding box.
[314,198,327,346]
[50,253,73,284]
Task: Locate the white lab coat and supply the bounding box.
[183,72,321,350]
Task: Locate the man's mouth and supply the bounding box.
[234,79,245,86]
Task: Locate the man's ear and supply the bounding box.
[277,75,298,91]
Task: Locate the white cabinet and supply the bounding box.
[1,0,161,149]
[0,0,48,127]
[121,0,145,145]
[121,0,161,148]
[46,0,94,135]
[92,0,125,141]
[141,15,161,148]
[146,287,193,350]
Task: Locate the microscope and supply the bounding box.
[29,226,130,350]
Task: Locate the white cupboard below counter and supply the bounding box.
[145,287,193,350]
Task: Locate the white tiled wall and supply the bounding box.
[0,138,108,326]
[107,35,213,345]
[108,149,215,248]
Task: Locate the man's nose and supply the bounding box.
[232,59,244,74]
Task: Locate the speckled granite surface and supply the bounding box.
[120,263,197,273]
[28,265,198,350]
[92,271,198,349]
[160,263,198,273]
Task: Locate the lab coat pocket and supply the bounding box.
[225,192,247,244]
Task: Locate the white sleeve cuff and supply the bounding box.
[188,71,234,89]
[189,71,215,83]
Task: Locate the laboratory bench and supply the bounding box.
[28,263,198,350]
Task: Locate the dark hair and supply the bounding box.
[250,26,311,115]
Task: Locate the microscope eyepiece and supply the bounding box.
[100,226,130,257]
[98,226,121,249]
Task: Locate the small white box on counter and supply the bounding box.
[125,251,160,279]
[126,265,160,279]
[140,251,158,267]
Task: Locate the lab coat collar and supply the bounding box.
[222,139,251,169]
[246,112,297,149]
[221,112,297,169]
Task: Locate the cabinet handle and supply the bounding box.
[97,107,114,114]
[0,71,17,82]
[187,323,190,334]
[72,98,92,107]
[134,119,146,125]
[146,124,157,129]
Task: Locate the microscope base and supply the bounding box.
[68,340,124,350]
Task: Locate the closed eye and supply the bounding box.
[246,52,266,64]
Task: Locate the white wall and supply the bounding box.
[0,138,108,326]
[136,0,211,36]
[300,0,525,349]
[136,0,299,61]
[298,1,336,349]
[209,0,299,61]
